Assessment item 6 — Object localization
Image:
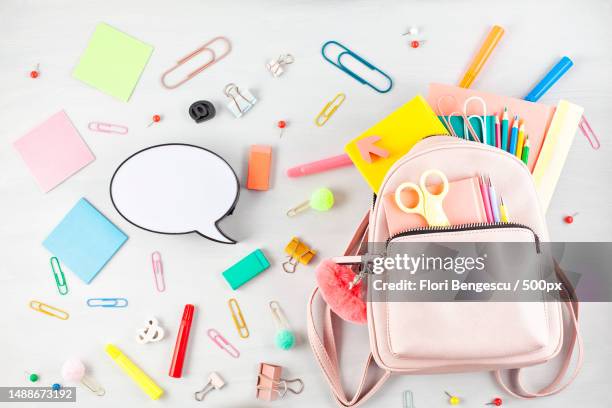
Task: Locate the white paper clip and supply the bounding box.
[266,54,294,77]
[224,83,257,118]
[194,372,225,401]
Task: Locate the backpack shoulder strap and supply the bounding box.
[494,262,583,398]
[306,211,390,407]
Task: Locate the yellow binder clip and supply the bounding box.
[282,237,316,273]
[315,93,346,127]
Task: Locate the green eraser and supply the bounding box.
[222,249,270,290]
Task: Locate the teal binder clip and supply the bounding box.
[321,41,393,94]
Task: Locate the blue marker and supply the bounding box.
[524,56,573,102]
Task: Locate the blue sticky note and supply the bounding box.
[43,198,128,284]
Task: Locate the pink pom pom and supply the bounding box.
[315,259,367,325]
[61,358,86,382]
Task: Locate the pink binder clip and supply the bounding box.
[160,37,232,89]
[88,122,128,135]
[151,251,165,292]
[578,116,600,150]
[207,329,239,358]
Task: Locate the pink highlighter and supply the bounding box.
[287,154,353,177]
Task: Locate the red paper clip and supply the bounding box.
[578,116,600,150]
[161,37,232,89]
[151,251,165,292]
[88,122,128,135]
[207,329,239,358]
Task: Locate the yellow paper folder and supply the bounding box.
[344,95,449,193]
[532,100,584,212]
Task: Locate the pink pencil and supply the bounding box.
[286,153,353,177]
[494,114,501,149]
[478,175,493,223]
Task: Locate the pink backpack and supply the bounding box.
[307,136,582,407]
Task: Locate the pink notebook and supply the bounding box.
[383,176,487,236]
[427,83,556,172]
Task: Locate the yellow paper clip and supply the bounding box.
[282,237,316,273]
[315,93,346,127]
[29,300,69,320]
[228,298,249,338]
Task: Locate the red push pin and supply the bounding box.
[147,114,161,127]
[410,40,425,48]
[486,397,503,406]
[277,120,287,138]
[30,63,40,78]
[564,212,578,224]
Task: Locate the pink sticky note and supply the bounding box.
[13,111,95,192]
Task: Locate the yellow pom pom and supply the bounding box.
[310,188,334,212]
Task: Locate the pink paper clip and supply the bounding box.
[207,329,239,358]
[87,122,128,135]
[151,251,166,292]
[160,37,232,89]
[578,115,600,150]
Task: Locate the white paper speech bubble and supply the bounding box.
[110,143,239,244]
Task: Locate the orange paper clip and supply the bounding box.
[29,300,69,320]
[228,298,249,338]
[282,237,316,273]
[161,37,232,89]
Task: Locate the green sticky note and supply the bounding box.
[73,23,153,102]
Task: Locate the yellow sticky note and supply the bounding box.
[344,95,448,193]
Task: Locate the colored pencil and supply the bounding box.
[501,108,509,151]
[494,115,501,149]
[487,176,501,222]
[515,123,525,159]
[499,196,509,222]
[508,115,519,154]
[478,175,493,223]
[521,136,530,166]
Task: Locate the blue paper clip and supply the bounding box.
[86,298,128,308]
[50,257,68,296]
[321,41,393,93]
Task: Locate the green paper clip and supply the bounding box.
[50,257,68,295]
[321,40,393,94]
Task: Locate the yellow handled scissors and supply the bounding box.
[394,169,450,226]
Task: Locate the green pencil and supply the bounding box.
[521,136,530,165]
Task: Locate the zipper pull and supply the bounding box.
[348,271,365,290]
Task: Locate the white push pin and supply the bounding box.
[194,372,225,401]
[402,26,419,36]
[136,317,165,344]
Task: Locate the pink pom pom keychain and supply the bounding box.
[61,358,105,396]
[315,259,367,325]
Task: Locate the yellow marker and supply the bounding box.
[105,344,164,400]
[499,196,510,223]
[458,25,505,88]
[515,123,525,159]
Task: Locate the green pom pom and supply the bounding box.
[28,373,39,382]
[310,188,334,212]
[275,329,295,350]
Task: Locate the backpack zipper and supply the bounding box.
[348,222,540,289]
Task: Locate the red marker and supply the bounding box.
[169,304,195,378]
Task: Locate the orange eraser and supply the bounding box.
[247,145,272,191]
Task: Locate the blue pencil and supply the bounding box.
[508,116,519,154]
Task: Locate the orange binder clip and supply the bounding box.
[161,37,232,89]
[256,363,303,401]
[282,237,315,273]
